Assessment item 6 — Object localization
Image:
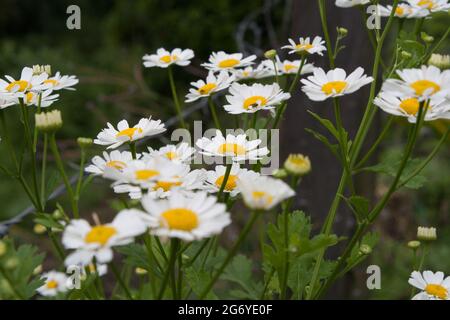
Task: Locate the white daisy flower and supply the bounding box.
[36,271,69,297]
[381,66,450,99]
[42,71,79,91]
[139,191,231,241]
[282,36,327,56]
[408,0,450,13]
[185,71,235,103]
[202,51,257,72]
[409,270,450,300]
[301,67,374,101]
[335,0,370,8]
[196,130,269,162]
[85,150,135,176]
[374,92,450,122]
[0,66,49,95]
[94,117,166,149]
[237,175,295,210]
[62,209,147,266]
[232,65,274,80]
[378,4,429,18]
[276,58,315,76]
[223,82,291,114]
[204,164,260,197]
[0,92,18,109]
[23,89,59,108]
[80,263,108,277]
[143,142,196,164]
[143,48,194,68]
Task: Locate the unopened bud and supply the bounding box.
[135,267,148,275]
[337,27,348,37]
[359,244,372,255]
[284,154,311,176]
[33,264,43,275]
[417,226,437,241]
[421,32,434,43]
[77,137,93,149]
[32,65,51,76]
[0,240,6,257]
[272,168,288,179]
[428,53,450,70]
[264,49,277,60]
[35,110,63,133]
[4,257,18,269]
[33,224,47,235]
[407,240,421,249]
[401,51,412,59]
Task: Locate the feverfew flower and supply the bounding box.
[374,92,450,122]
[139,192,231,241]
[417,226,437,241]
[36,271,69,297]
[85,150,135,176]
[232,65,273,81]
[335,0,370,8]
[237,175,295,210]
[275,58,314,76]
[282,36,327,56]
[94,117,166,149]
[62,209,147,266]
[202,51,257,72]
[35,110,63,133]
[381,66,450,99]
[408,0,450,13]
[223,82,291,114]
[144,143,196,164]
[143,48,194,68]
[196,130,269,162]
[0,66,48,95]
[23,89,59,108]
[42,71,79,91]
[0,92,16,109]
[378,4,429,18]
[409,271,450,300]
[284,154,312,176]
[301,67,373,101]
[428,54,450,70]
[185,71,234,103]
[204,164,260,197]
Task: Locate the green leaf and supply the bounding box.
[341,195,370,222]
[184,267,217,299]
[33,213,65,230]
[305,128,340,160]
[308,110,339,139]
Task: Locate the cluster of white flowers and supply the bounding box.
[335,0,450,17]
[0,66,78,109]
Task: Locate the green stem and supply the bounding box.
[318,0,335,68]
[157,239,180,300]
[208,96,222,131]
[129,142,137,160]
[272,59,280,85]
[260,267,275,299]
[49,133,79,218]
[110,263,133,300]
[40,134,48,206]
[168,66,186,129]
[199,211,260,299]
[217,163,232,201]
[75,148,86,210]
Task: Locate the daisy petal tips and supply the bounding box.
[143,48,194,68]
[281,36,327,56]
[301,67,373,101]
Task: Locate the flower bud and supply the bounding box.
[52,209,64,220]
[135,267,148,275]
[77,137,93,149]
[284,154,311,176]
[428,53,450,70]
[420,32,434,43]
[32,65,51,76]
[33,224,47,235]
[35,110,63,133]
[337,27,348,37]
[272,168,288,179]
[0,240,6,257]
[401,51,412,59]
[264,49,277,60]
[4,257,18,269]
[407,240,421,250]
[33,264,43,275]
[417,226,437,241]
[359,244,372,255]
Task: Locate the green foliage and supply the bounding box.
[222,254,263,299]
[0,239,45,299]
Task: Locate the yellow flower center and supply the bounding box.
[243,95,268,110]
[418,0,435,9]
[197,83,217,95]
[25,92,34,104]
[135,169,159,180]
[116,127,143,140]
[43,79,59,86]
[160,54,178,64]
[46,280,58,289]
[321,81,347,95]
[217,143,246,156]
[410,80,440,96]
[252,191,273,205]
[395,7,405,16]
[106,160,127,170]
[153,180,182,192]
[215,174,238,191]
[284,64,296,72]
[425,284,448,300]
[84,225,117,246]
[161,208,198,231]
[165,151,177,160]
[295,43,313,51]
[218,58,240,68]
[399,98,420,115]
[5,80,30,92]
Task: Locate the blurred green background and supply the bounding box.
[0,0,448,299]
